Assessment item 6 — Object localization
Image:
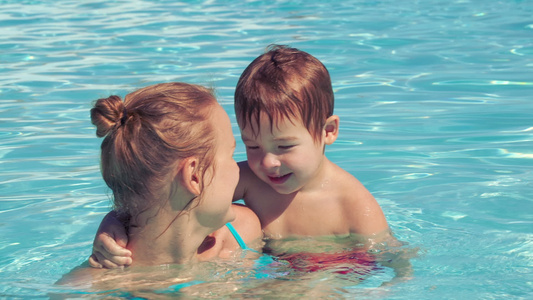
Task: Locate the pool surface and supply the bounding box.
[1,0,532,298]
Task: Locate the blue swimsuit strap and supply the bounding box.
[225,222,248,250]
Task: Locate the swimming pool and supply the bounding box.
[1,0,531,298]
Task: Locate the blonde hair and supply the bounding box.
[91,82,217,217]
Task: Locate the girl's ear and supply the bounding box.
[323,115,339,145]
[179,157,201,196]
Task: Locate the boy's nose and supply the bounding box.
[261,153,281,169]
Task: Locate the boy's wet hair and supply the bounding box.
[235,45,334,142]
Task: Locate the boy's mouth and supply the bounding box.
[268,173,292,184]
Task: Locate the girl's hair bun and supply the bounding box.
[90,95,125,137]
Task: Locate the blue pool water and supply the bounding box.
[1,0,532,298]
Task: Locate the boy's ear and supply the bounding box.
[178,157,201,196]
[323,115,339,145]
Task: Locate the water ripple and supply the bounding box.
[0,0,532,298]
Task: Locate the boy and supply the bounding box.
[232,45,389,239]
[90,45,393,268]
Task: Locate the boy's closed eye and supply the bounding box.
[278,145,295,149]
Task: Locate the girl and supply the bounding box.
[59,82,262,284]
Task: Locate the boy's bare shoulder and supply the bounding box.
[330,163,389,235]
[234,161,259,201]
[236,160,275,201]
[237,160,263,184]
[238,160,252,173]
[337,168,374,202]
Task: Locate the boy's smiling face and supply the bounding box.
[240,113,331,195]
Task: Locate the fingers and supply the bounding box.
[95,232,131,257]
[89,253,125,269]
[114,225,130,249]
[91,251,122,269]
[92,232,132,268]
[91,210,133,268]
[88,254,102,269]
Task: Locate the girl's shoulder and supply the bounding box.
[230,204,263,246]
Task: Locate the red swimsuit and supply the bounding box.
[279,249,377,276]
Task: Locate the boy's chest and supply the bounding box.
[248,192,350,239]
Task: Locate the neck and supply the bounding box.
[125,202,214,266]
[300,156,333,193]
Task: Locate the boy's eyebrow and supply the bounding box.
[241,132,299,142]
[273,136,299,142]
[241,133,299,142]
